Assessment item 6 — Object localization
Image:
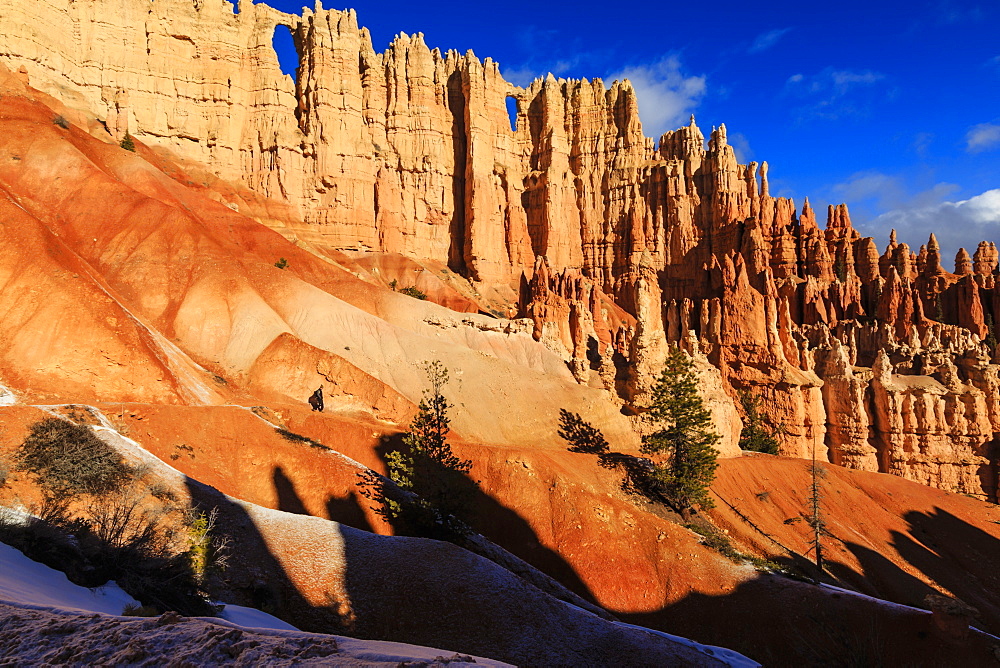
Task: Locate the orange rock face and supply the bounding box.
[1,0,999,493]
[3,0,1000,496]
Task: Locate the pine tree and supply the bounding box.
[641,346,720,519]
[119,132,136,152]
[557,409,610,456]
[358,361,474,538]
[807,442,826,570]
[738,391,782,455]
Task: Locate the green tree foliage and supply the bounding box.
[399,285,427,300]
[558,409,610,455]
[834,256,847,283]
[807,450,827,570]
[641,346,720,519]
[558,409,662,499]
[186,507,229,585]
[738,391,782,455]
[274,257,288,269]
[358,361,475,538]
[119,132,136,152]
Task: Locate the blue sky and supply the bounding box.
[267,0,1000,263]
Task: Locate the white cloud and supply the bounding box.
[503,58,579,87]
[934,0,985,24]
[503,66,542,87]
[831,170,960,210]
[784,68,887,120]
[913,132,933,157]
[728,132,754,162]
[608,56,706,137]
[966,123,1000,153]
[829,70,884,90]
[869,189,1000,261]
[787,68,884,95]
[833,171,905,207]
[749,28,792,54]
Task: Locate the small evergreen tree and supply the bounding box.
[986,313,997,350]
[119,132,136,152]
[358,361,474,538]
[738,391,782,455]
[641,346,720,519]
[807,443,826,570]
[558,409,662,500]
[558,409,610,455]
[399,285,427,300]
[834,256,847,283]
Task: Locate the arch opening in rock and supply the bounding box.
[272,24,298,82]
[505,95,518,133]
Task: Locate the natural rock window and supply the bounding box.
[272,24,298,82]
[506,95,518,133]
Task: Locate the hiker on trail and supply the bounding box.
[309,386,324,412]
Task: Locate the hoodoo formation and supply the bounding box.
[1,0,1000,665]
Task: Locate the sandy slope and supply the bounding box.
[0,61,641,453]
[710,454,1000,630]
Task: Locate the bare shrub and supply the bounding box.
[7,418,216,615]
[14,418,131,498]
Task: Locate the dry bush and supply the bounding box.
[5,418,220,615]
[14,418,131,498]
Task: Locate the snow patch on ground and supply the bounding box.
[613,620,761,668]
[559,600,759,667]
[818,583,1000,643]
[0,542,138,616]
[217,604,299,631]
[0,540,511,666]
[818,583,928,615]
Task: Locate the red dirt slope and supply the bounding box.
[67,403,1000,666]
[710,454,1000,630]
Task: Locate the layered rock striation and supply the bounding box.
[1,0,998,497]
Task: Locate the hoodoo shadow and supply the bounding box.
[895,507,1000,628]
[622,569,1000,668]
[272,465,308,515]
[178,449,664,666]
[638,502,1000,665]
[182,475,347,633]
[324,490,374,532]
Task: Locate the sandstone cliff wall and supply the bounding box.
[1,0,997,497]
